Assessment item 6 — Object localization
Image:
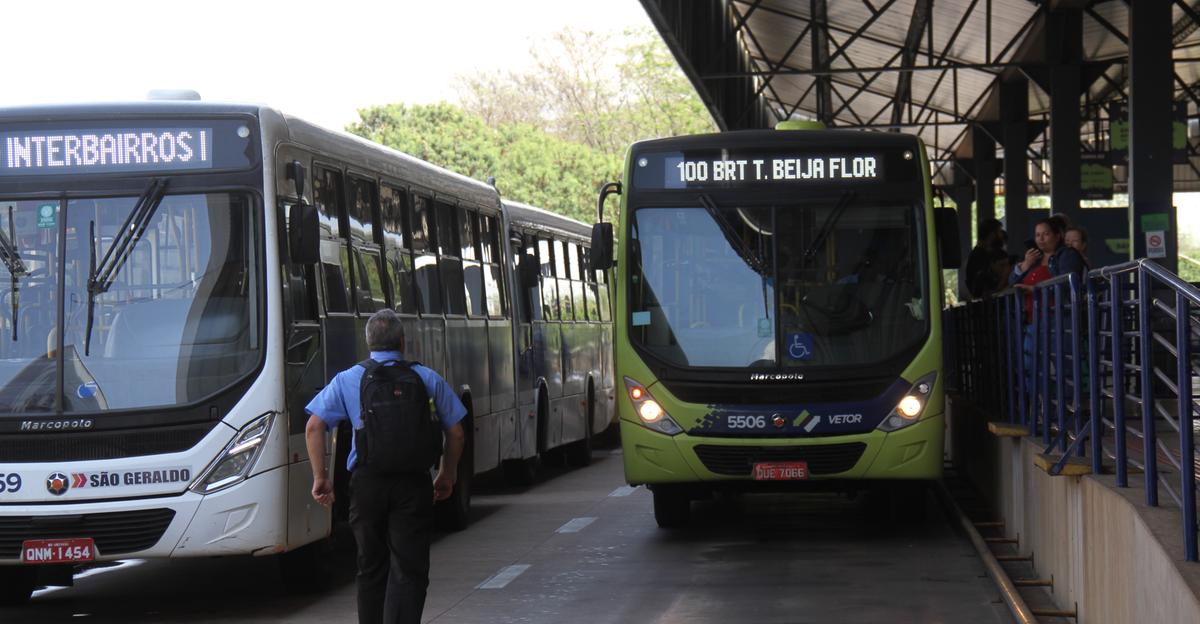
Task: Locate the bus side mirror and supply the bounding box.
[288,202,320,265]
[590,223,614,271]
[934,207,961,269]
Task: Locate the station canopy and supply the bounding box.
[640,0,1200,192]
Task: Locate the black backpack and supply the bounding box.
[354,359,443,474]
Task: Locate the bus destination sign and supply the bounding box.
[633,151,886,190]
[0,127,215,176]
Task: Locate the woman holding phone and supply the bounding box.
[1008,217,1087,396]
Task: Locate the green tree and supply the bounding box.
[349,26,712,224]
[348,103,500,181]
[348,104,620,224]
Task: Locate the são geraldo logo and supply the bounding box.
[46,472,70,496]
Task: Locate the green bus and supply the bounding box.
[590,126,960,527]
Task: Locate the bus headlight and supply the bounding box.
[190,413,275,494]
[877,373,936,432]
[624,377,683,435]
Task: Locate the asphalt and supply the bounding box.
[1,449,1012,624]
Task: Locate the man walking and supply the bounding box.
[305,308,466,624]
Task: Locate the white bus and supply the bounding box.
[0,100,615,604]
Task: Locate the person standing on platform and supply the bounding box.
[962,217,1010,299]
[305,309,466,624]
[1065,226,1091,269]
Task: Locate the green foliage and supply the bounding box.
[348,104,620,224]
[348,27,712,223]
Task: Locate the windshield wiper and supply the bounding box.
[801,190,856,265]
[699,193,767,275]
[84,178,169,355]
[1,206,27,341]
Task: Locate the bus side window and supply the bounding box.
[554,239,574,321]
[524,234,542,322]
[568,241,585,322]
[411,194,442,315]
[538,237,558,321]
[350,177,384,313]
[596,263,610,322]
[313,166,350,314]
[381,185,417,314]
[459,207,485,317]
[482,215,506,318]
[437,200,466,316]
[347,176,375,244]
[581,246,599,322]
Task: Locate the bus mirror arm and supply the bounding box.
[288,202,321,265]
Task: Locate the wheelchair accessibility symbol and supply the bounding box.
[787,333,813,361]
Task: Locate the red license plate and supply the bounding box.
[21,538,96,564]
[753,461,809,481]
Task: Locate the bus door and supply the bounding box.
[512,231,540,456]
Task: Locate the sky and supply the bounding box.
[2,0,654,131]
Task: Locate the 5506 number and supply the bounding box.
[727,415,766,429]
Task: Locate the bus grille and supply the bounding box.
[0,424,214,462]
[693,443,867,476]
[0,509,176,559]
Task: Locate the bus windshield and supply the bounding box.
[628,197,927,370]
[0,191,259,413]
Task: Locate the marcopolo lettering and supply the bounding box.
[19,419,94,431]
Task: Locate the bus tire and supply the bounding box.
[502,456,538,486]
[0,565,37,606]
[436,418,473,532]
[652,485,690,528]
[565,386,594,467]
[277,536,334,594]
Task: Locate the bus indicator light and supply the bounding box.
[623,377,683,435]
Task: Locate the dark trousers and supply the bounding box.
[349,470,434,624]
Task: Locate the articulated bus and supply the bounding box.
[0,100,614,604]
[590,125,959,527]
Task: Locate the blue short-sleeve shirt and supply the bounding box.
[305,351,467,471]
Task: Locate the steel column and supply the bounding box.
[1000,75,1030,257]
[1129,0,1178,271]
[973,125,997,225]
[1047,8,1083,228]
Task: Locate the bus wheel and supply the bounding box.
[277,536,334,594]
[565,389,594,467]
[652,485,690,528]
[502,456,538,486]
[0,566,37,606]
[436,426,473,531]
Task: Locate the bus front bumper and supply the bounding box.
[0,466,289,565]
[620,412,944,485]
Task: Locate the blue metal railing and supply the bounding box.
[947,259,1200,561]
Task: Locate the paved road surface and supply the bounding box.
[2,450,1011,623]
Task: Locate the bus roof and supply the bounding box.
[630,128,923,154]
[502,199,591,239]
[0,100,501,210]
